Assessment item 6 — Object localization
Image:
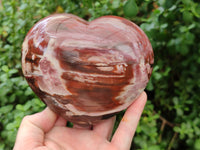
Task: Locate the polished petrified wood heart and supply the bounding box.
[22,13,154,126]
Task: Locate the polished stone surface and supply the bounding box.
[22,14,154,126]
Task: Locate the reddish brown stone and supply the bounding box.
[22,14,154,126]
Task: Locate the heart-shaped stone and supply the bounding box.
[22,14,154,126]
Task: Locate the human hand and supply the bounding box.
[13,92,147,150]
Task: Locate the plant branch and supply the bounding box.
[168,132,178,150]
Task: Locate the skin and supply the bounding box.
[13,92,147,150]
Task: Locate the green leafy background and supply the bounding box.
[0,0,200,149]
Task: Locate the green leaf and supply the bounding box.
[25,87,33,96]
[0,143,5,150]
[153,72,162,80]
[16,104,24,111]
[179,44,189,55]
[174,126,180,132]
[82,0,93,8]
[23,101,32,111]
[182,0,192,5]
[19,3,28,10]
[146,78,154,91]
[148,145,160,150]
[177,108,184,116]
[8,68,18,75]
[123,0,138,17]
[183,11,194,23]
[34,98,45,107]
[9,94,16,103]
[169,5,177,11]
[1,65,9,72]
[191,3,200,18]
[0,105,13,114]
[194,139,200,150]
[6,123,16,130]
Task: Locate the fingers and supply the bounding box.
[93,116,116,140]
[111,92,147,150]
[54,116,67,126]
[24,107,58,132]
[13,107,58,150]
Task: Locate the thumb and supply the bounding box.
[13,107,58,150]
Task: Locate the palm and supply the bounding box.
[14,92,147,150]
[39,117,116,150]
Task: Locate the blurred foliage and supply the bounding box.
[0,0,200,149]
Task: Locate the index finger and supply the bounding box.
[111,92,147,150]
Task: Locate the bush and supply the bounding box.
[0,0,200,149]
